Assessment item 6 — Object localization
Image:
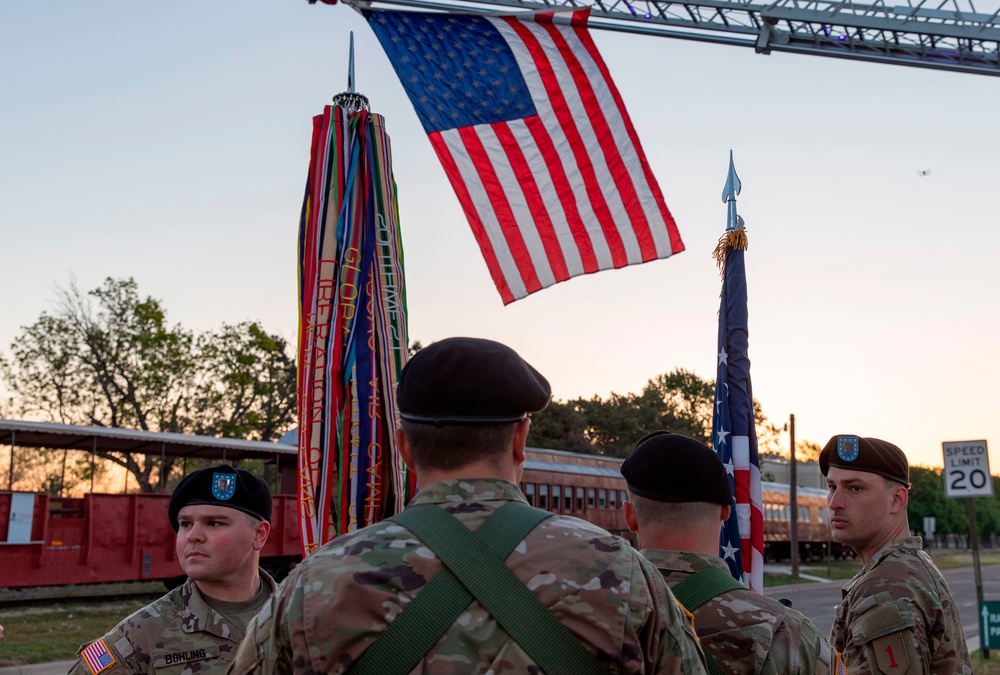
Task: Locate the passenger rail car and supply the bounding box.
[0,422,834,593]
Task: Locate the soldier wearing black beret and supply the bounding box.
[621,431,841,675]
[823,435,971,674]
[71,464,276,675]
[230,337,709,675]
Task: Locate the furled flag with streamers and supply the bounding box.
[366,8,684,304]
[712,152,764,593]
[296,94,413,556]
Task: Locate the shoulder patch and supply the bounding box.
[80,638,117,674]
[873,633,908,674]
[834,652,848,675]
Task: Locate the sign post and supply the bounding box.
[943,440,992,659]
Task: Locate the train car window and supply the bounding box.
[799,506,810,522]
[598,489,607,508]
[525,483,536,507]
[564,485,573,512]
[539,484,549,510]
[552,485,561,512]
[620,490,627,506]
[576,487,585,512]
[587,487,596,508]
[609,489,617,509]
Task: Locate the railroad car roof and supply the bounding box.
[0,419,296,460]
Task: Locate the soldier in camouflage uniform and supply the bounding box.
[229,337,708,675]
[69,464,275,675]
[821,435,972,674]
[620,432,842,675]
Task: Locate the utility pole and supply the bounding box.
[789,413,799,578]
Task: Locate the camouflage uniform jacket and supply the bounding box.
[69,570,276,675]
[642,549,838,675]
[831,536,971,674]
[229,479,708,675]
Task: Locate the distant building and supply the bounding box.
[759,454,826,490]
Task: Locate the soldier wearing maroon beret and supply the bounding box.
[822,435,971,674]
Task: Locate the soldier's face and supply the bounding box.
[826,467,896,554]
[175,505,263,585]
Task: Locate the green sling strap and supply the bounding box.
[347,501,610,675]
[670,566,747,675]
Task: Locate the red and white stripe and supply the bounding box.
[733,434,765,592]
[429,10,683,304]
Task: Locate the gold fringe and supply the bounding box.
[712,230,749,275]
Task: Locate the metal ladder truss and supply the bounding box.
[349,0,1000,76]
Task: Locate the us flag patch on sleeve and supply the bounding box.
[81,637,117,674]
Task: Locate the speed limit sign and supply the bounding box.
[943,440,993,498]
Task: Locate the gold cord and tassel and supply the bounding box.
[712,229,748,275]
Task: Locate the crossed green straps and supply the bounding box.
[347,501,609,675]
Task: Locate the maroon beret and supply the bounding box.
[819,435,910,487]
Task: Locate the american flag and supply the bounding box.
[712,155,764,593]
[81,638,116,674]
[366,9,683,304]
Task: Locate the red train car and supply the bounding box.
[0,420,836,593]
[0,491,301,589]
[520,446,630,538]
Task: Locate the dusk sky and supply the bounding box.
[2,2,999,470]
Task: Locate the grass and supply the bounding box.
[972,651,1000,674]
[0,598,152,666]
[763,548,1000,586]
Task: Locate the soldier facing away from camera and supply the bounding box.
[822,434,971,674]
[621,431,844,675]
[229,336,708,675]
[69,464,275,675]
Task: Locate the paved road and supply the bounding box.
[763,563,1000,650]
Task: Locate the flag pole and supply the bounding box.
[713,151,763,593]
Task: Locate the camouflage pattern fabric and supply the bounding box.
[830,536,971,674]
[68,571,276,675]
[229,479,708,674]
[642,550,838,675]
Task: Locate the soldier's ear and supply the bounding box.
[396,427,416,472]
[252,520,270,551]
[889,483,909,514]
[623,500,639,533]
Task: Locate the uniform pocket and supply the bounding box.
[851,600,918,675]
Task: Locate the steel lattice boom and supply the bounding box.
[347,0,1000,76]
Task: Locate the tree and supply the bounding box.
[193,322,296,442]
[1,277,297,492]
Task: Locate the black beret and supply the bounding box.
[397,337,551,424]
[168,464,272,531]
[620,432,732,505]
[819,435,910,487]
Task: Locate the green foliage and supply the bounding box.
[1,277,297,492]
[529,367,779,458]
[908,465,1000,536]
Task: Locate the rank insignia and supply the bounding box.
[212,472,237,500]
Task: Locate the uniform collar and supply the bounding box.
[408,478,526,506]
[180,570,277,641]
[843,536,923,596]
[639,549,731,575]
